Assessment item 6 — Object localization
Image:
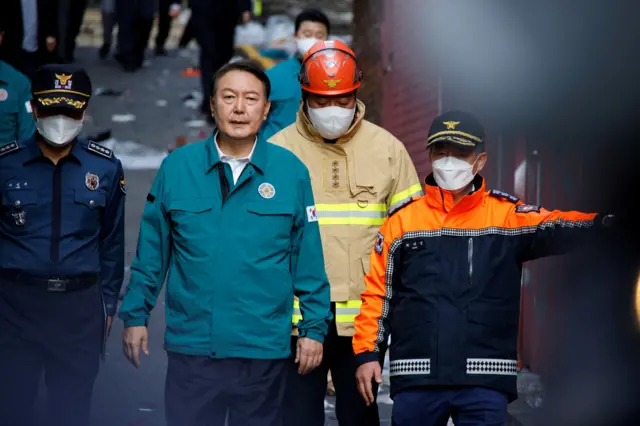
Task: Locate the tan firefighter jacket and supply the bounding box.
[268,100,422,336]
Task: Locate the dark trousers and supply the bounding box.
[392,387,509,426]
[155,0,173,49]
[115,0,154,69]
[178,17,195,48]
[191,4,238,114]
[0,279,105,426]
[284,319,387,426]
[165,353,288,426]
[60,0,89,62]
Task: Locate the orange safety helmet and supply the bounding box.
[298,40,363,96]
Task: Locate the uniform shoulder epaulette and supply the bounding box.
[86,141,113,159]
[0,141,21,158]
[489,189,519,204]
[389,197,419,217]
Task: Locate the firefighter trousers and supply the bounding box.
[284,317,387,426]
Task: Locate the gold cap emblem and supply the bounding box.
[443,121,460,130]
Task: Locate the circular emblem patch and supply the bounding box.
[85,173,100,191]
[258,183,276,199]
[0,89,8,102]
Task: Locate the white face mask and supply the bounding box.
[432,156,478,191]
[307,103,356,140]
[295,37,319,57]
[36,115,84,147]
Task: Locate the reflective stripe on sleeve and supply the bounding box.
[389,184,424,214]
[292,299,362,324]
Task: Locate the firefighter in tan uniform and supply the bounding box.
[269,39,422,426]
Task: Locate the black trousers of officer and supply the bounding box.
[0,278,104,426]
[115,0,154,70]
[59,0,89,62]
[191,2,238,115]
[165,353,288,426]
[284,311,387,426]
[155,0,174,50]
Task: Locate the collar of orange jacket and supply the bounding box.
[424,174,487,213]
[295,99,366,144]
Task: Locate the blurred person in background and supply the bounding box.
[269,39,423,426]
[57,0,89,63]
[114,0,157,72]
[353,111,615,426]
[0,19,36,145]
[98,0,117,59]
[258,8,330,141]
[154,0,184,56]
[169,0,252,122]
[1,0,59,80]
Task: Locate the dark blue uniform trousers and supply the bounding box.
[0,279,104,426]
[392,387,508,426]
[165,353,288,426]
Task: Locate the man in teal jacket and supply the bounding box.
[0,23,35,145]
[119,60,332,426]
[258,9,330,141]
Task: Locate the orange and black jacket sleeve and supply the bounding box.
[508,203,600,262]
[353,217,398,364]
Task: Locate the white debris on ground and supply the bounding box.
[111,114,136,123]
[99,138,167,170]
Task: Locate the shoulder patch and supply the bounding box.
[0,141,21,158]
[489,189,519,204]
[389,197,418,217]
[516,204,541,213]
[87,141,113,159]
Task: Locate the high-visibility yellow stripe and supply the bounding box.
[318,217,385,226]
[389,183,424,208]
[238,45,276,70]
[316,203,387,212]
[292,300,362,324]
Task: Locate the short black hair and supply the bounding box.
[210,60,271,99]
[295,8,331,35]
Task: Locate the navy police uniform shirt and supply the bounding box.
[0,136,126,316]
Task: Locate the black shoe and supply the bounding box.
[99,43,111,59]
[155,47,168,56]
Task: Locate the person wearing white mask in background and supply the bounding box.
[269,39,423,426]
[258,8,330,141]
[0,64,126,426]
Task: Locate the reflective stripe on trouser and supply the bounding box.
[389,183,424,214]
[292,299,362,324]
[315,203,387,226]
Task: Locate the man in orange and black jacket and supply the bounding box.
[353,111,615,426]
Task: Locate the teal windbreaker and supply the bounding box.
[259,57,302,141]
[119,136,332,359]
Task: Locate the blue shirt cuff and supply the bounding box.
[298,329,325,344]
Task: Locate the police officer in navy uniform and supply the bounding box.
[0,65,126,426]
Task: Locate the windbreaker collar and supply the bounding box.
[424,174,486,213]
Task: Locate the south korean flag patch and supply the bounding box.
[306,205,318,223]
[375,232,384,255]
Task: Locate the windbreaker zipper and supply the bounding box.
[468,237,474,284]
